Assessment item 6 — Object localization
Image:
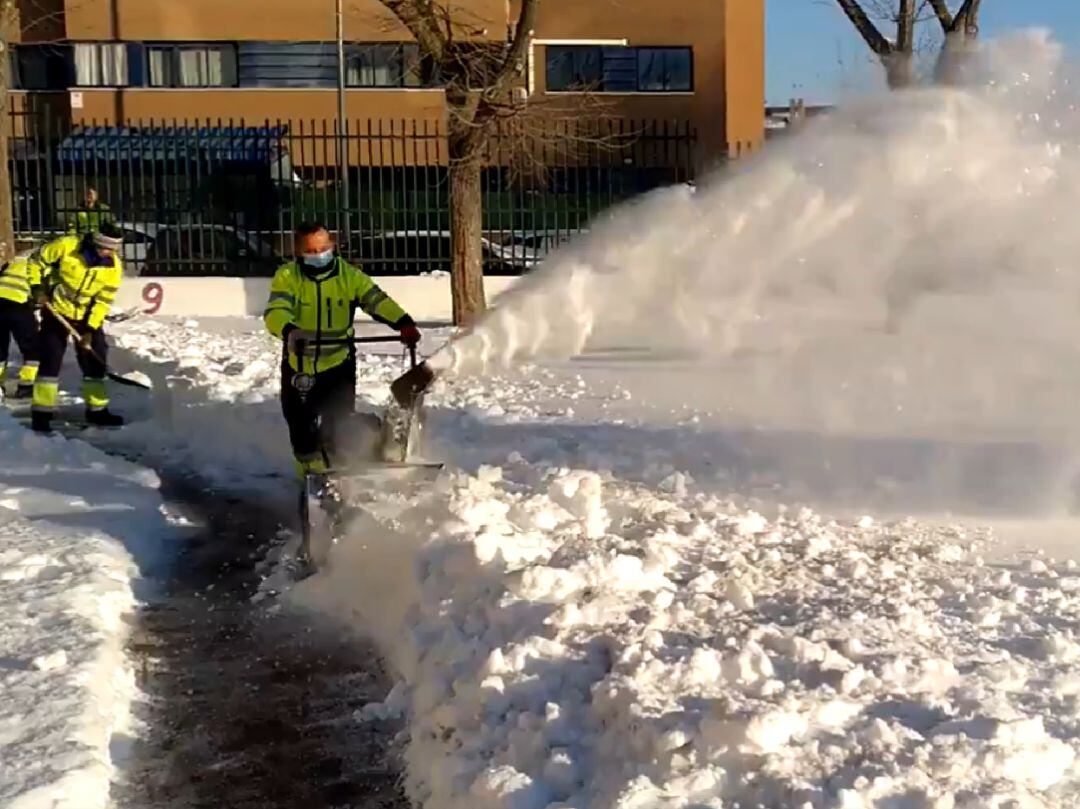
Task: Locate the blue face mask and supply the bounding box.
[301,250,335,270]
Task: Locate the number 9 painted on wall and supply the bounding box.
[142,282,163,314]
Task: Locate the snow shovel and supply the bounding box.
[291,334,437,467]
[390,358,436,410]
[42,302,152,390]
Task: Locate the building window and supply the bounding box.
[11,44,72,90]
[74,43,130,86]
[546,46,693,93]
[637,48,693,92]
[148,44,238,88]
[346,44,422,88]
[545,46,601,92]
[238,43,338,88]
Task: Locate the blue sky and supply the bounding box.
[767,0,1080,104]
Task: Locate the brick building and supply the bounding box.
[9,0,764,161]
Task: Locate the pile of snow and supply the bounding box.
[0,412,174,809]
[301,462,1080,809]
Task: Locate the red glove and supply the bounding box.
[400,323,421,347]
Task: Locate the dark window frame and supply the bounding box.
[146,42,240,88]
[346,42,424,88]
[545,45,694,94]
[10,43,74,91]
[635,46,694,93]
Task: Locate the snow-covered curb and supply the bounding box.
[0,414,174,809]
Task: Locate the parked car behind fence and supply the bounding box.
[350,230,526,276]
[115,222,279,277]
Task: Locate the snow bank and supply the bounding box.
[0,412,174,809]
[303,462,1080,808]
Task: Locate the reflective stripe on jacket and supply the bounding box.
[32,236,123,329]
[264,257,408,375]
[0,256,42,304]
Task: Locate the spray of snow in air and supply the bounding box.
[434,32,1080,448]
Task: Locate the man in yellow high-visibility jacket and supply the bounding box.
[264,222,421,475]
[0,253,44,399]
[30,223,126,432]
[66,186,115,236]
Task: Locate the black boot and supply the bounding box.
[86,408,124,428]
[31,410,52,433]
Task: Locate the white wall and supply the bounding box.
[114,275,521,321]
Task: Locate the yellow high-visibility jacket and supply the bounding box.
[32,236,123,329]
[264,257,409,375]
[66,203,115,236]
[0,255,42,305]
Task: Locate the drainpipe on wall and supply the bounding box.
[335,0,351,243]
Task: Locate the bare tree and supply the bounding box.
[832,0,920,89]
[0,1,18,262]
[373,0,538,327]
[830,0,986,89]
[927,0,983,83]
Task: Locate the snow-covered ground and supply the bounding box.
[0,411,177,809]
[104,314,1080,808]
[11,34,1080,808]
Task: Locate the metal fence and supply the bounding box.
[8,109,698,276]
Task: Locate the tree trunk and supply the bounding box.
[934,0,982,86]
[935,30,974,85]
[0,36,14,263]
[883,51,914,90]
[448,130,486,328]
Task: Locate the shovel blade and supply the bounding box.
[390,360,436,409]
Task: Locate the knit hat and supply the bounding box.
[92,230,123,251]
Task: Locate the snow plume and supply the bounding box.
[439,32,1080,438]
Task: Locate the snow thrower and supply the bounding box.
[291,334,441,577]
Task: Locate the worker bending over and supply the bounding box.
[30,223,126,432]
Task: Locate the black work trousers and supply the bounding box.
[280,355,357,469]
[38,308,107,382]
[0,298,40,367]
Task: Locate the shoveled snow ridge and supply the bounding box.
[0,413,173,809]
[346,464,1080,809]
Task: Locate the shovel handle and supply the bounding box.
[291,334,418,372]
[42,301,81,340]
[43,301,105,363]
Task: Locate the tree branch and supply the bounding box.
[832,0,894,57]
[950,0,981,35]
[896,0,915,54]
[925,0,954,30]
[492,0,537,92]
[378,0,448,62]
[928,0,981,34]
